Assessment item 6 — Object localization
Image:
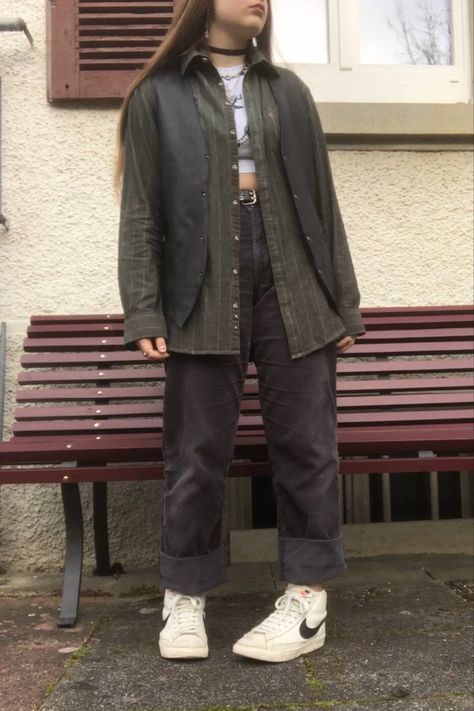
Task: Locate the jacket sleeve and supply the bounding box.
[299,80,367,338]
[117,76,168,351]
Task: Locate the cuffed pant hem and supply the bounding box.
[158,545,227,595]
[278,535,348,584]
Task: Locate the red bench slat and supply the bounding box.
[13,390,474,422]
[16,358,474,381]
[22,317,474,341]
[22,329,474,351]
[12,376,474,406]
[7,407,474,436]
[1,424,472,467]
[1,455,473,485]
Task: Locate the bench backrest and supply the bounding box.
[10,305,472,440]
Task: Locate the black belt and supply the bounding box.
[239,188,259,205]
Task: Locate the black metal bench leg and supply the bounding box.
[59,482,83,628]
[93,481,112,575]
[92,481,124,576]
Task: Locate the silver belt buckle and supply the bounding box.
[242,189,257,205]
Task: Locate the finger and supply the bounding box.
[336,338,352,352]
[338,336,353,347]
[155,337,168,354]
[135,337,170,361]
[136,337,154,352]
[147,350,170,361]
[145,346,170,361]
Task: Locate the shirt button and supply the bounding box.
[233,303,238,308]
[233,325,238,330]
[305,234,312,241]
[234,234,240,241]
[204,154,210,159]
[233,268,238,275]
[218,79,224,86]
[232,199,238,205]
[202,57,208,62]
[202,191,207,197]
[233,313,239,319]
[232,163,238,170]
[230,129,236,135]
[293,193,298,199]
[282,154,287,161]
[200,234,206,241]
[317,268,323,275]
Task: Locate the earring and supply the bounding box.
[252,36,257,47]
[204,7,210,39]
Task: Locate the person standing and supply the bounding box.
[116,0,366,663]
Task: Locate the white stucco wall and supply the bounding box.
[0,1,473,572]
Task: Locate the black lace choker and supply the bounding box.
[204,43,248,55]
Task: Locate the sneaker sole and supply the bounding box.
[232,633,325,663]
[159,642,209,659]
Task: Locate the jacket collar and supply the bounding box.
[180,41,280,78]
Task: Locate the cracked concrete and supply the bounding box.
[0,554,472,711]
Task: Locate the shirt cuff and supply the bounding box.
[122,310,169,351]
[337,307,367,337]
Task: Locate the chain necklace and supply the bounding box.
[218,62,249,102]
[217,61,250,81]
[217,62,251,145]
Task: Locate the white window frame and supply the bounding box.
[274,0,472,103]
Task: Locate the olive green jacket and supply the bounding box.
[118,42,366,357]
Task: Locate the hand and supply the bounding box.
[336,335,356,353]
[136,336,171,361]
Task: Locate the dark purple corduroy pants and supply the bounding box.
[159,198,347,594]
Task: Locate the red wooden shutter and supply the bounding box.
[47,0,175,100]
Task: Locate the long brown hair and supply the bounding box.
[113,0,274,199]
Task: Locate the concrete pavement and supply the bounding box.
[0,554,473,711]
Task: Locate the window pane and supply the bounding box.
[359,0,453,65]
[271,0,329,64]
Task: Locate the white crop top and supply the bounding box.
[216,63,255,174]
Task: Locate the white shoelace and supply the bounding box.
[169,594,205,634]
[252,591,313,635]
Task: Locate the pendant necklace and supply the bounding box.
[218,62,251,145]
[219,62,249,103]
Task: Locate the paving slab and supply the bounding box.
[271,553,471,590]
[0,561,277,599]
[305,581,473,705]
[36,594,317,711]
[0,596,103,711]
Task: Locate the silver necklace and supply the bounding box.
[217,61,250,81]
[218,63,251,145]
[219,62,250,104]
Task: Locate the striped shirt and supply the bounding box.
[118,42,366,358]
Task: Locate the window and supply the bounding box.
[271,0,472,103]
[358,0,453,65]
[271,0,329,64]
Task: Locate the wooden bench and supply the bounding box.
[0,305,473,627]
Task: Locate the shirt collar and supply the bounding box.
[180,41,280,78]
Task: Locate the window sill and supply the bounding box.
[317,102,474,149]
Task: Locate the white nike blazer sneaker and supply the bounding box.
[159,589,208,659]
[232,584,327,663]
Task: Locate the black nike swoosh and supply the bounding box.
[299,615,326,640]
